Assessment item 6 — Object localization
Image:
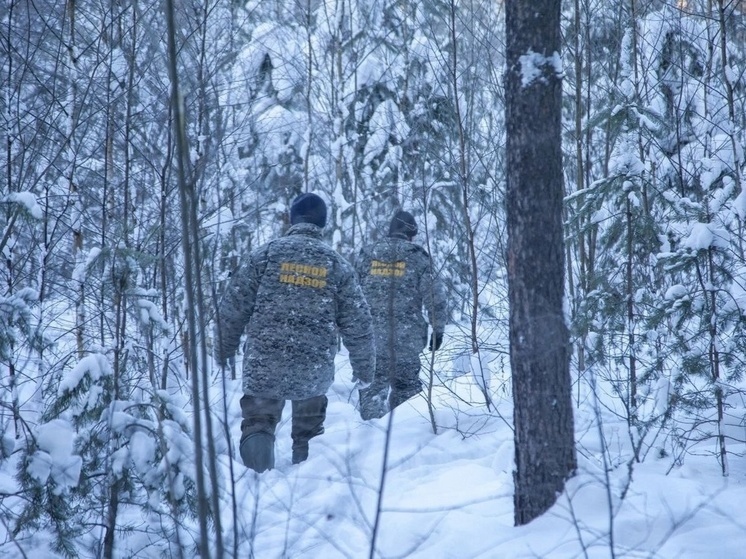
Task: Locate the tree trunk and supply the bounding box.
[164,1,211,556]
[505,0,576,526]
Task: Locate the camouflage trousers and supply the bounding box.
[358,357,422,420]
[240,394,328,458]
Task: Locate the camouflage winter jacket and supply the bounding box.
[215,223,375,400]
[355,235,448,362]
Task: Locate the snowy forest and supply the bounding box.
[2,0,746,558]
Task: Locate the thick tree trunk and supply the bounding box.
[505,0,576,526]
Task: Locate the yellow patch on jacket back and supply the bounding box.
[279,262,328,288]
[369,260,406,277]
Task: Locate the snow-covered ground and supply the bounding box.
[205,338,746,559]
[3,327,745,558]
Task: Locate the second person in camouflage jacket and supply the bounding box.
[355,210,448,419]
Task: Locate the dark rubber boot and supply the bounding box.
[359,387,388,420]
[240,433,275,473]
[292,443,309,464]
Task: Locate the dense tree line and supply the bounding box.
[1,0,744,556]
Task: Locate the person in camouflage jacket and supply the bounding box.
[214,193,375,472]
[355,210,448,419]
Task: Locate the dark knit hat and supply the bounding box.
[290,193,327,228]
[389,210,418,239]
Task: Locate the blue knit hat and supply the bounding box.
[290,193,327,228]
[389,210,418,238]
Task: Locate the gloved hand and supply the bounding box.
[354,379,372,391]
[215,354,232,369]
[428,332,444,351]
